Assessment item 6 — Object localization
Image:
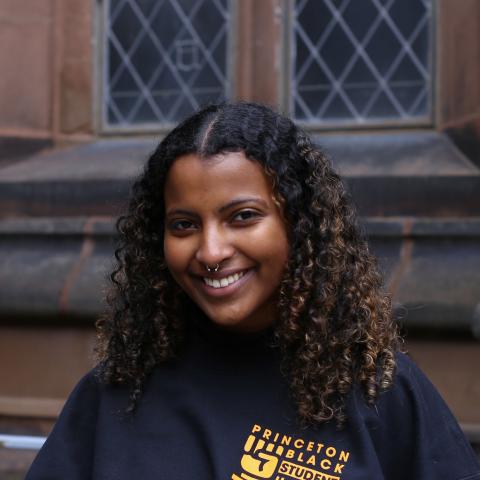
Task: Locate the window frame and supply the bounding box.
[92,0,470,137]
[96,0,237,135]
[280,0,438,131]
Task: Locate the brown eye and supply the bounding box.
[170,220,196,231]
[232,210,261,222]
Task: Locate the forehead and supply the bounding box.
[164,152,275,207]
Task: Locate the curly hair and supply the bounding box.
[96,101,400,426]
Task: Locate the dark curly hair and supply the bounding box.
[96,101,400,426]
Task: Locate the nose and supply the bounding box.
[195,224,234,268]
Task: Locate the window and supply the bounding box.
[290,0,433,126]
[101,0,435,131]
[103,0,232,130]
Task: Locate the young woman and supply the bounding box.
[27,102,479,479]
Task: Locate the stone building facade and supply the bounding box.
[0,0,479,459]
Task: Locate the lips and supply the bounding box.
[194,268,253,298]
[203,271,245,289]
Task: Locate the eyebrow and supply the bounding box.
[166,197,269,217]
[218,197,269,213]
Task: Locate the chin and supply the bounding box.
[207,313,270,334]
[206,313,246,330]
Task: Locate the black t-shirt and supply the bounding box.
[26,323,480,479]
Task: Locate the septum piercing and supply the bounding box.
[205,264,220,273]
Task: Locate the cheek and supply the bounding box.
[163,241,190,294]
[271,244,289,280]
[163,237,186,274]
[273,234,290,280]
[256,226,289,277]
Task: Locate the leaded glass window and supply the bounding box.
[292,0,433,125]
[104,0,231,128]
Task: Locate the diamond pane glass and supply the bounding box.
[292,0,433,125]
[104,0,231,127]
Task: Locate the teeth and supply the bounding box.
[203,271,245,289]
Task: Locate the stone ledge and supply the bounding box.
[3,215,480,236]
[0,132,479,218]
[0,216,479,334]
[320,130,478,176]
[0,137,52,169]
[0,132,479,331]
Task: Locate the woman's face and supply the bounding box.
[163,151,289,333]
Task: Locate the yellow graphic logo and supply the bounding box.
[232,424,350,480]
[233,434,284,479]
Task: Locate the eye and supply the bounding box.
[169,219,196,231]
[232,209,262,223]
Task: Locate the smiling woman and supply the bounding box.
[25,103,480,480]
[164,152,289,333]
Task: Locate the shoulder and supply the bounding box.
[59,368,104,412]
[25,369,103,479]
[352,351,480,478]
[392,350,434,389]
[40,366,128,438]
[48,369,103,435]
[375,352,461,432]
[379,352,460,421]
[67,368,100,397]
[385,351,439,405]
[349,352,444,424]
[63,367,133,412]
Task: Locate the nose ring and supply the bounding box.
[205,264,220,273]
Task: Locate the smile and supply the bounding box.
[203,271,245,289]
